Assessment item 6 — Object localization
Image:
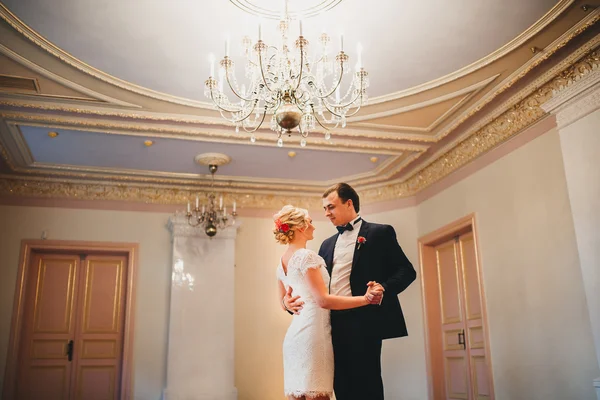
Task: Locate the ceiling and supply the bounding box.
[0,0,559,100]
[0,0,598,209]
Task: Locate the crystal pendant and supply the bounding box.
[235,125,240,133]
[250,134,256,143]
[325,132,331,140]
[300,139,306,147]
[277,138,283,147]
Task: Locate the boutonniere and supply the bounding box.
[357,236,367,250]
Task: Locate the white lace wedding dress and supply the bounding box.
[277,248,334,398]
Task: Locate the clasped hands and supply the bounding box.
[365,281,385,305]
[283,282,385,314]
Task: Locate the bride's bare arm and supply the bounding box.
[304,267,381,310]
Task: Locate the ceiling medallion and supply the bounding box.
[206,0,369,147]
[229,0,344,20]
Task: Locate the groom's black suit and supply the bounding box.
[318,220,416,400]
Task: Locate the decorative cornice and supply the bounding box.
[358,47,600,204]
[0,48,598,208]
[554,83,600,128]
[0,1,577,111]
[364,0,576,105]
[168,213,240,239]
[541,63,600,128]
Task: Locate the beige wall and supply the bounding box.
[1,121,599,400]
[0,207,174,400]
[418,127,599,399]
[559,108,600,368]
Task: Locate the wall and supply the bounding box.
[0,206,173,400]
[418,127,599,399]
[559,108,600,368]
[1,120,599,400]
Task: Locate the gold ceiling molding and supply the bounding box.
[358,47,600,204]
[424,31,600,170]
[349,74,500,124]
[0,122,418,191]
[0,6,596,149]
[0,43,141,108]
[358,0,577,105]
[0,174,322,210]
[0,48,598,207]
[423,10,600,145]
[0,113,428,155]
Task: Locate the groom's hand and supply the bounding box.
[283,286,304,315]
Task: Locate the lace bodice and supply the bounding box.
[278,248,329,304]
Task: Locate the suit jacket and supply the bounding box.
[318,220,416,340]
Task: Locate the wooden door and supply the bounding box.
[458,233,491,400]
[15,252,127,400]
[423,226,493,400]
[436,240,470,400]
[16,253,80,400]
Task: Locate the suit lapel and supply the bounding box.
[324,234,338,277]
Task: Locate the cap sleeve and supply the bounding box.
[298,249,326,275]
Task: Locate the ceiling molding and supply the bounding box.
[364,0,576,105]
[0,43,141,108]
[1,46,596,208]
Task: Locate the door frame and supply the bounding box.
[418,213,494,400]
[2,239,139,400]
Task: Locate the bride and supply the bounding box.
[274,205,383,400]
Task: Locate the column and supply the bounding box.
[163,213,240,400]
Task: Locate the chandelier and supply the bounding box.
[204,1,369,147]
[186,154,237,237]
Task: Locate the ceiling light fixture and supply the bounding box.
[204,0,369,147]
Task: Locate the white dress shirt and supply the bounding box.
[330,216,362,296]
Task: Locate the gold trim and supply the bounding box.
[348,0,577,105]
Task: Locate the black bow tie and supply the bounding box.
[336,218,361,234]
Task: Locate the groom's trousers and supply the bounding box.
[331,310,384,400]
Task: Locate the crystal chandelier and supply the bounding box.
[204,1,369,147]
[186,161,237,237]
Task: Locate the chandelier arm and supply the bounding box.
[258,48,276,94]
[343,104,363,118]
[309,62,345,100]
[295,40,305,91]
[209,88,246,114]
[312,110,331,131]
[322,90,361,116]
[225,68,255,102]
[242,107,268,133]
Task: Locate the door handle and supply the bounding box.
[458,330,465,349]
[66,340,74,361]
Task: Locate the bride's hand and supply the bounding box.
[364,281,384,305]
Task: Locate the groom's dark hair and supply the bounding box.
[323,183,360,213]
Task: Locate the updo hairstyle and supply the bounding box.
[272,205,309,245]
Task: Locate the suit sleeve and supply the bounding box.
[380,225,416,295]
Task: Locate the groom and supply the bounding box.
[283,182,416,400]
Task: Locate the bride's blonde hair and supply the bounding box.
[272,205,309,245]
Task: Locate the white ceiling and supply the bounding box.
[3,0,559,100]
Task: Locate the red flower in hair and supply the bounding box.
[275,219,290,233]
